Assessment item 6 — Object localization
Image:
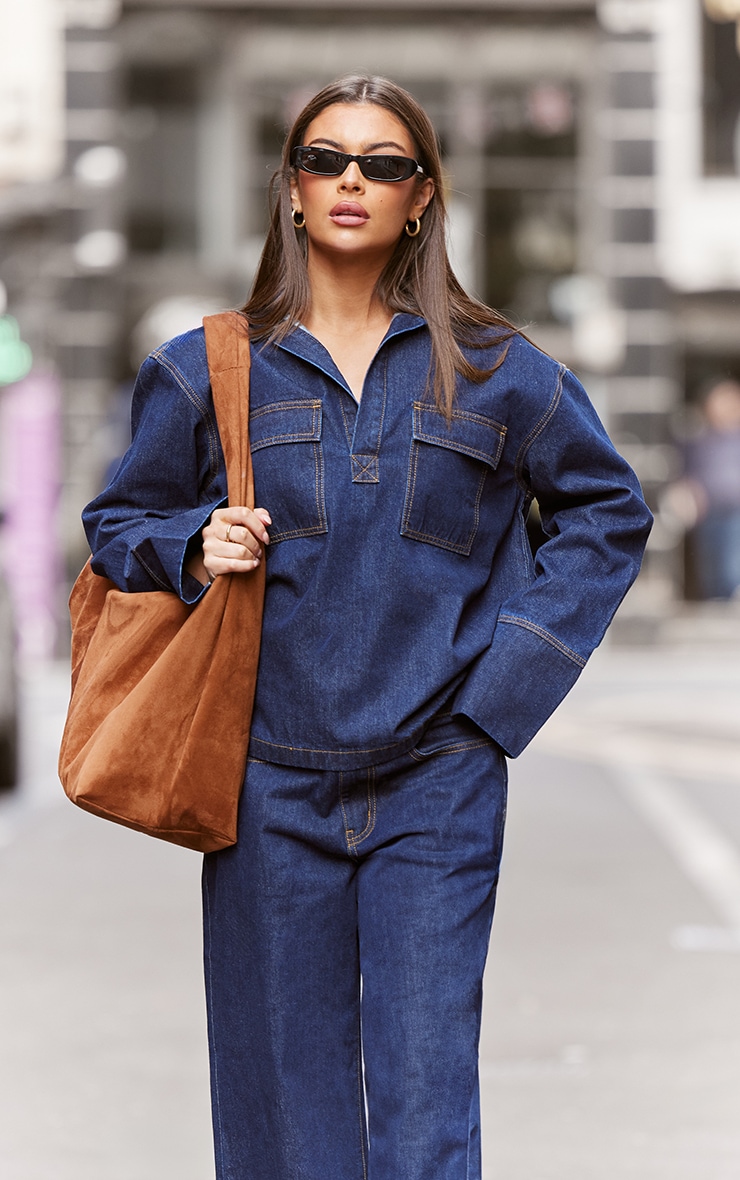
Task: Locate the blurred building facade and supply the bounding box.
[2,0,740,649]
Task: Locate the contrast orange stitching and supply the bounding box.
[348,768,376,848]
[250,398,321,418]
[338,772,353,851]
[414,400,507,432]
[313,440,327,527]
[351,455,379,482]
[249,400,322,450]
[412,401,507,465]
[400,527,472,555]
[251,432,319,450]
[266,523,327,544]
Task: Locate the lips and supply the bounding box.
[329,201,369,226]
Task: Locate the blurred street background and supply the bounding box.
[1,0,740,1176]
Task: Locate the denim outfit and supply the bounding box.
[84,317,651,1180]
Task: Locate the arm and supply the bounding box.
[82,345,270,602]
[453,365,653,757]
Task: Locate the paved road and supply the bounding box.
[0,645,738,1179]
[482,646,740,1180]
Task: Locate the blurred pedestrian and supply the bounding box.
[81,76,651,1180]
[685,378,740,600]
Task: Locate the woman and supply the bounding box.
[84,76,652,1180]
[684,378,740,600]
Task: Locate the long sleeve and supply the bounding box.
[82,336,227,604]
[453,365,653,757]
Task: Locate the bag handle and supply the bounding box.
[202,311,254,509]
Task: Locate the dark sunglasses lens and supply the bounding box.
[296,148,345,175]
[361,155,415,181]
[293,146,419,182]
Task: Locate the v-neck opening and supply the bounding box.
[287,314,425,403]
[296,319,389,405]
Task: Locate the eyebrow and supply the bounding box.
[308,137,410,154]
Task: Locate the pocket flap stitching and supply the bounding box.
[250,399,322,450]
[412,402,506,468]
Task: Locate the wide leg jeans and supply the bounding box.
[202,715,508,1180]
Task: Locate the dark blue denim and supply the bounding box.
[81,319,651,1179]
[202,713,507,1180]
[83,316,652,763]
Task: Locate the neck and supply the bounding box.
[303,249,392,336]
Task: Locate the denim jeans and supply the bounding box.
[201,714,508,1180]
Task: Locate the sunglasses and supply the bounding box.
[291,145,423,183]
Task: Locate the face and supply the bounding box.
[704,381,740,431]
[290,103,434,266]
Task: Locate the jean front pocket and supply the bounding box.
[409,712,496,761]
[249,399,327,543]
[400,402,506,555]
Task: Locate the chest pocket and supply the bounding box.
[401,402,506,555]
[249,399,327,544]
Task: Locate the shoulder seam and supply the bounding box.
[149,348,220,492]
[514,362,565,491]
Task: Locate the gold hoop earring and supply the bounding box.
[292,209,305,229]
[405,217,421,238]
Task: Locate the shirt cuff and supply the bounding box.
[92,498,227,602]
[451,615,587,758]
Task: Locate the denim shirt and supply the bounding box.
[83,315,652,766]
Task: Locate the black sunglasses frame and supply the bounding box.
[291,145,424,183]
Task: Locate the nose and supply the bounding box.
[339,160,364,191]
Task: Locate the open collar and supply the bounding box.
[276,314,426,391]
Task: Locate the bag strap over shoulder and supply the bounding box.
[202,311,253,509]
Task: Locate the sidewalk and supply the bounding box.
[482,642,740,1180]
[0,663,214,1180]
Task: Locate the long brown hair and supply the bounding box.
[243,75,515,416]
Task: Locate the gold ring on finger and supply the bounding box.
[225,523,233,544]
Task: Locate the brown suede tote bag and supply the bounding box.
[58,311,264,852]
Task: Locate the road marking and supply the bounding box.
[615,764,740,942]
